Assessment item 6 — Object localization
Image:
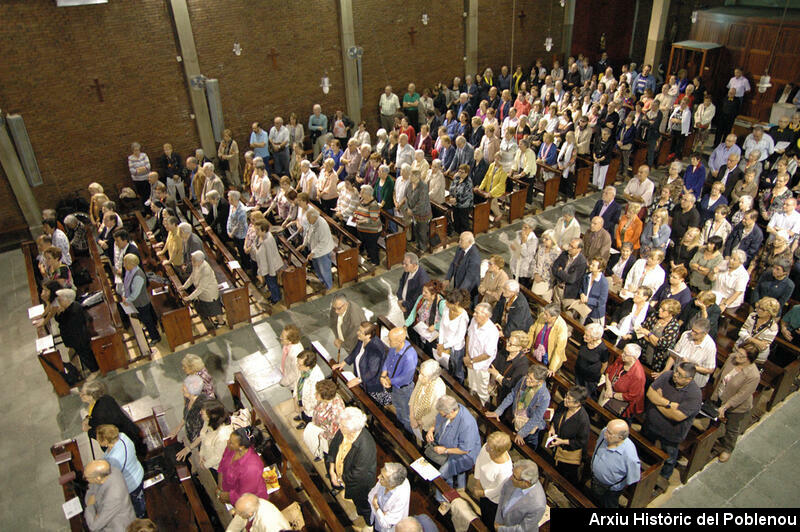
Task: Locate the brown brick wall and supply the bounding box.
[0,0,563,242]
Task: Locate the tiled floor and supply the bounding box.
[4,178,798,530]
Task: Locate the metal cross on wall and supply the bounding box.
[518,9,526,27]
[267,48,279,69]
[408,26,417,46]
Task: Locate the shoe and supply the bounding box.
[296,421,307,430]
[293,415,302,422]
[718,451,731,462]
[330,486,343,496]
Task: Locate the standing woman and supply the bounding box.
[128,142,152,202]
[557,131,577,184]
[241,151,255,192]
[318,158,340,217]
[278,324,304,388]
[472,432,513,528]
[216,427,270,505]
[287,113,305,156]
[293,350,325,429]
[81,381,145,456]
[218,129,240,189]
[448,164,475,234]
[405,170,432,253]
[303,379,345,459]
[353,184,383,266]
[436,289,471,384]
[181,354,216,398]
[408,359,448,443]
[333,322,390,404]
[182,251,225,327]
[404,280,447,353]
[488,330,531,404]
[508,217,538,288]
[530,230,561,301]
[195,399,234,480]
[96,424,147,518]
[546,386,590,485]
[327,408,377,523]
[711,342,760,462]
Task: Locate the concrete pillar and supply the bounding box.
[561,0,576,60]
[644,0,671,70]
[337,0,361,124]
[0,116,42,237]
[465,0,478,77]
[168,0,216,156]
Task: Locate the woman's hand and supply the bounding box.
[175,447,191,461]
[426,427,436,443]
[345,378,361,388]
[82,417,90,432]
[331,362,345,371]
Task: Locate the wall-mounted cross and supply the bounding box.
[267,48,279,69]
[90,78,105,102]
[408,26,417,46]
[518,9,526,27]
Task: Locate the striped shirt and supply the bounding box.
[353,200,382,233]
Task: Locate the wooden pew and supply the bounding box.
[312,343,492,531]
[605,153,621,186]
[317,209,364,287]
[472,199,491,234]
[631,140,648,173]
[656,133,672,167]
[534,163,562,209]
[229,373,348,532]
[429,204,449,251]
[132,212,198,350]
[379,209,407,269]
[372,316,595,520]
[575,157,592,197]
[273,231,310,305]
[503,177,528,224]
[50,439,86,532]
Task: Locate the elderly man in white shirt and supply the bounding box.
[552,206,581,250]
[368,463,411,532]
[396,134,415,170]
[659,318,716,388]
[622,165,655,207]
[227,493,290,532]
[743,126,774,163]
[766,198,800,246]
[465,303,500,405]
[379,85,401,132]
[710,250,750,313]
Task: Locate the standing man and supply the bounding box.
[445,232,481,304]
[301,209,336,291]
[122,254,162,347]
[591,420,641,508]
[83,460,136,532]
[381,327,418,434]
[714,88,740,147]
[465,303,499,405]
[643,362,703,489]
[403,83,421,130]
[727,67,751,107]
[249,122,270,170]
[329,294,365,356]
[308,104,329,158]
[551,238,587,308]
[269,117,290,176]
[396,252,430,318]
[379,86,401,133]
[493,461,547,531]
[42,218,72,267]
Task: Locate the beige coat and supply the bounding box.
[711,357,760,413]
[182,260,219,302]
[479,269,509,305]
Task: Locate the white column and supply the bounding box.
[644,0,671,69]
[466,0,478,77]
[0,117,42,236]
[338,0,361,124]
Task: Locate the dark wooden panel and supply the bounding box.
[727,24,751,49]
[472,201,490,234]
[221,285,250,327]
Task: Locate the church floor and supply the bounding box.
[4,180,799,530]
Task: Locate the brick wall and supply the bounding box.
[0,0,564,243]
[0,0,195,236]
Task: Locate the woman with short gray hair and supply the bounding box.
[367,463,411,531]
[408,359,447,442]
[169,374,214,460]
[327,407,377,523]
[181,250,224,325]
[53,287,99,374]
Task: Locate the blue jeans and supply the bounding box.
[391,383,413,434]
[130,482,147,518]
[264,274,281,303]
[435,455,474,502]
[644,429,680,479]
[449,347,466,384]
[311,253,333,290]
[387,208,398,234]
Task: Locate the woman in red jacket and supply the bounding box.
[600,343,646,420]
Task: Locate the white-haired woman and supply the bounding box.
[54,288,99,374]
[327,407,377,523]
[425,159,446,204]
[182,251,224,326]
[408,359,447,442]
[530,230,561,301]
[168,374,213,451]
[730,194,753,226]
[411,148,429,178]
[574,322,608,398]
[367,463,411,532]
[128,142,151,202]
[181,353,216,398]
[508,217,539,288]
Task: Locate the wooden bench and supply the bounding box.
[273,231,310,306]
[501,177,527,224]
[49,439,86,531]
[631,140,648,172]
[372,317,596,513]
[316,209,366,287]
[533,163,562,209]
[379,209,407,269]
[312,342,492,531]
[229,373,348,532]
[575,156,592,197]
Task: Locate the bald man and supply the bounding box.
[226,493,289,532]
[590,420,641,508]
[84,460,136,531]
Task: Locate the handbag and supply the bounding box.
[532,343,549,367]
[601,397,629,416]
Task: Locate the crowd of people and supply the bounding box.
[36,50,800,531]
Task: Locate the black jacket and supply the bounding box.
[491,295,534,337]
[719,166,743,200]
[205,198,230,240]
[605,252,635,280]
[446,246,481,293]
[88,395,146,456]
[590,199,622,234]
[327,428,377,500]
[397,267,430,317]
[54,302,91,352]
[551,252,587,300]
[344,337,387,395]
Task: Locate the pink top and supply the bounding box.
[218,447,269,504]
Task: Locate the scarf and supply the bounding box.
[412,379,437,420]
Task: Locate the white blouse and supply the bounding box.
[622,259,665,298]
[474,446,514,504]
[439,307,469,351]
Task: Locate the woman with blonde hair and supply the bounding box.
[90,192,110,227]
[615,202,644,252]
[473,431,513,527]
[181,354,216,398]
[279,324,303,388]
[669,226,702,271]
[737,297,781,362]
[639,208,671,255]
[478,255,509,306]
[318,157,339,217]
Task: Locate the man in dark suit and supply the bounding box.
[494,460,547,531]
[724,210,764,268]
[397,252,430,318]
[447,136,475,175]
[446,231,481,303]
[469,116,485,148]
[204,190,230,242]
[491,279,534,338]
[450,92,473,118]
[551,238,588,307]
[717,153,743,200]
[589,186,623,235]
[329,295,366,355]
[605,242,636,286]
[327,408,377,524]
